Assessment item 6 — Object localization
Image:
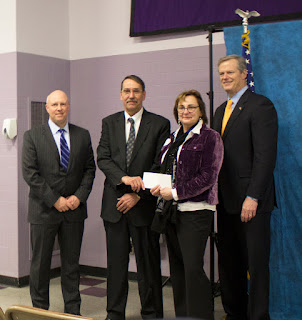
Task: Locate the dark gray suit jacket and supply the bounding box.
[213,89,278,214]
[22,123,96,224]
[97,109,170,226]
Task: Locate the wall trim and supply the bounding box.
[0,265,170,288]
[0,268,61,288]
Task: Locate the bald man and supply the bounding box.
[22,90,96,315]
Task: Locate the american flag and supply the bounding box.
[241,30,255,92]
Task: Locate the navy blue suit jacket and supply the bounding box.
[213,89,278,214]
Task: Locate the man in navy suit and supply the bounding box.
[97,75,170,320]
[22,90,96,315]
[213,55,278,320]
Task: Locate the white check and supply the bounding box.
[143,172,172,189]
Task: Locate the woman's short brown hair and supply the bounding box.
[173,89,208,124]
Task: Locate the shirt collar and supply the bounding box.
[173,119,203,138]
[124,107,144,122]
[48,119,69,135]
[190,119,203,134]
[228,85,248,107]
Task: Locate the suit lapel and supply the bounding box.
[129,109,151,166]
[68,124,76,171]
[116,112,127,167]
[216,102,226,134]
[222,90,250,139]
[44,124,61,163]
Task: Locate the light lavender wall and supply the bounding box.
[0,52,18,277]
[17,52,70,277]
[70,44,227,276]
[1,44,226,279]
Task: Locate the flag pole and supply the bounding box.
[235,8,260,92]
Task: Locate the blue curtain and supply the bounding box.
[224,21,302,320]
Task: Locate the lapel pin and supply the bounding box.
[239,106,242,110]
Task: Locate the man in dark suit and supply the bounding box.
[213,55,278,320]
[22,90,96,315]
[97,75,170,320]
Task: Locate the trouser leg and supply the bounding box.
[246,212,271,320]
[165,222,187,317]
[30,223,58,310]
[176,210,214,320]
[129,222,163,319]
[217,210,248,320]
[104,218,130,320]
[58,219,84,315]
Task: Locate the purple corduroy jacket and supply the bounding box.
[161,122,224,205]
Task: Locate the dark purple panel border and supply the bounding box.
[130,0,302,37]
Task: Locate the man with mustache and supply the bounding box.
[213,55,278,320]
[97,75,170,320]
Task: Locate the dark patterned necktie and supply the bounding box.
[59,129,70,171]
[126,118,135,168]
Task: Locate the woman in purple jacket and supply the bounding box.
[151,90,224,320]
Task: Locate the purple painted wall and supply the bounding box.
[70,44,226,276]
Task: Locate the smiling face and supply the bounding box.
[46,90,70,128]
[120,79,146,116]
[219,58,247,98]
[178,95,202,132]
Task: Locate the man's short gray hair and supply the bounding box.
[218,54,247,73]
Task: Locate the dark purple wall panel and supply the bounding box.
[131,0,302,36]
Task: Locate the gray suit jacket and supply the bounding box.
[22,123,96,224]
[97,109,170,226]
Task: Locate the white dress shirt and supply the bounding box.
[124,107,143,141]
[48,119,70,160]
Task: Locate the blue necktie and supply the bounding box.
[126,118,135,168]
[59,129,69,171]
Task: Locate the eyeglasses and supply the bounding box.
[177,106,199,113]
[122,89,143,96]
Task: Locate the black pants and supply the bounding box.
[30,220,84,315]
[104,215,163,320]
[165,209,214,320]
[217,209,271,320]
